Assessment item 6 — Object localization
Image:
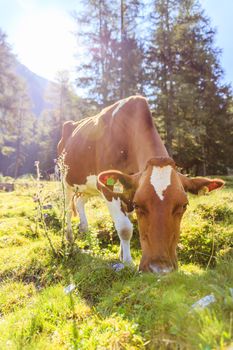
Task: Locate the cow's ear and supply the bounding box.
[179,174,225,195]
[57,120,76,155]
[97,170,139,211]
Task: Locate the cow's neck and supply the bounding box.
[132,120,169,172]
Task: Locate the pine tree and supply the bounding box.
[174,0,233,174]
[11,85,34,178]
[37,71,87,173]
[0,30,36,177]
[0,79,35,178]
[146,0,233,174]
[73,0,144,106]
[0,29,20,152]
[73,0,119,106]
[145,0,179,155]
[119,0,145,98]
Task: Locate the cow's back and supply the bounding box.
[61,96,154,186]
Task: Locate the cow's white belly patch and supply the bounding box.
[75,175,99,196]
[150,165,172,200]
[112,99,127,117]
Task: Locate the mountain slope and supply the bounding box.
[15,63,51,116]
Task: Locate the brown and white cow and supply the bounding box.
[58,96,224,273]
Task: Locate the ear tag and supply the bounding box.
[113,179,124,193]
[106,177,115,186]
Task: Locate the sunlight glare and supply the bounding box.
[14,8,77,81]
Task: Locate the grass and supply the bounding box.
[0,178,232,349]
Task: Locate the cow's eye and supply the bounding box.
[134,203,140,210]
[183,203,188,211]
[133,203,147,215]
[173,202,188,215]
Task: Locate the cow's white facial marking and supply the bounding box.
[112,99,127,117]
[150,165,172,200]
[104,197,133,263]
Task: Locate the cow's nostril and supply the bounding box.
[149,263,173,274]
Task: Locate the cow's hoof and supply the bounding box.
[66,230,74,243]
[119,250,133,265]
[112,263,125,272]
[149,263,173,274]
[78,223,88,233]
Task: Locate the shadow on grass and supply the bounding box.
[58,243,233,349]
[57,244,138,348]
[2,237,232,349]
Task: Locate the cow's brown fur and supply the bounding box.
[58,96,224,273]
[58,96,168,186]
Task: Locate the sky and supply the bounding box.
[0,0,233,85]
[0,0,78,81]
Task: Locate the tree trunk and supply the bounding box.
[202,144,207,176]
[99,0,108,105]
[120,0,125,99]
[14,100,23,179]
[163,0,174,156]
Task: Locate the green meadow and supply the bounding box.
[0,177,232,349]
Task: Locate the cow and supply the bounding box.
[58,96,224,273]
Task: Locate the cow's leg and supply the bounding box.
[76,195,89,233]
[65,183,74,242]
[104,197,133,264]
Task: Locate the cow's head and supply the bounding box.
[97,157,224,274]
